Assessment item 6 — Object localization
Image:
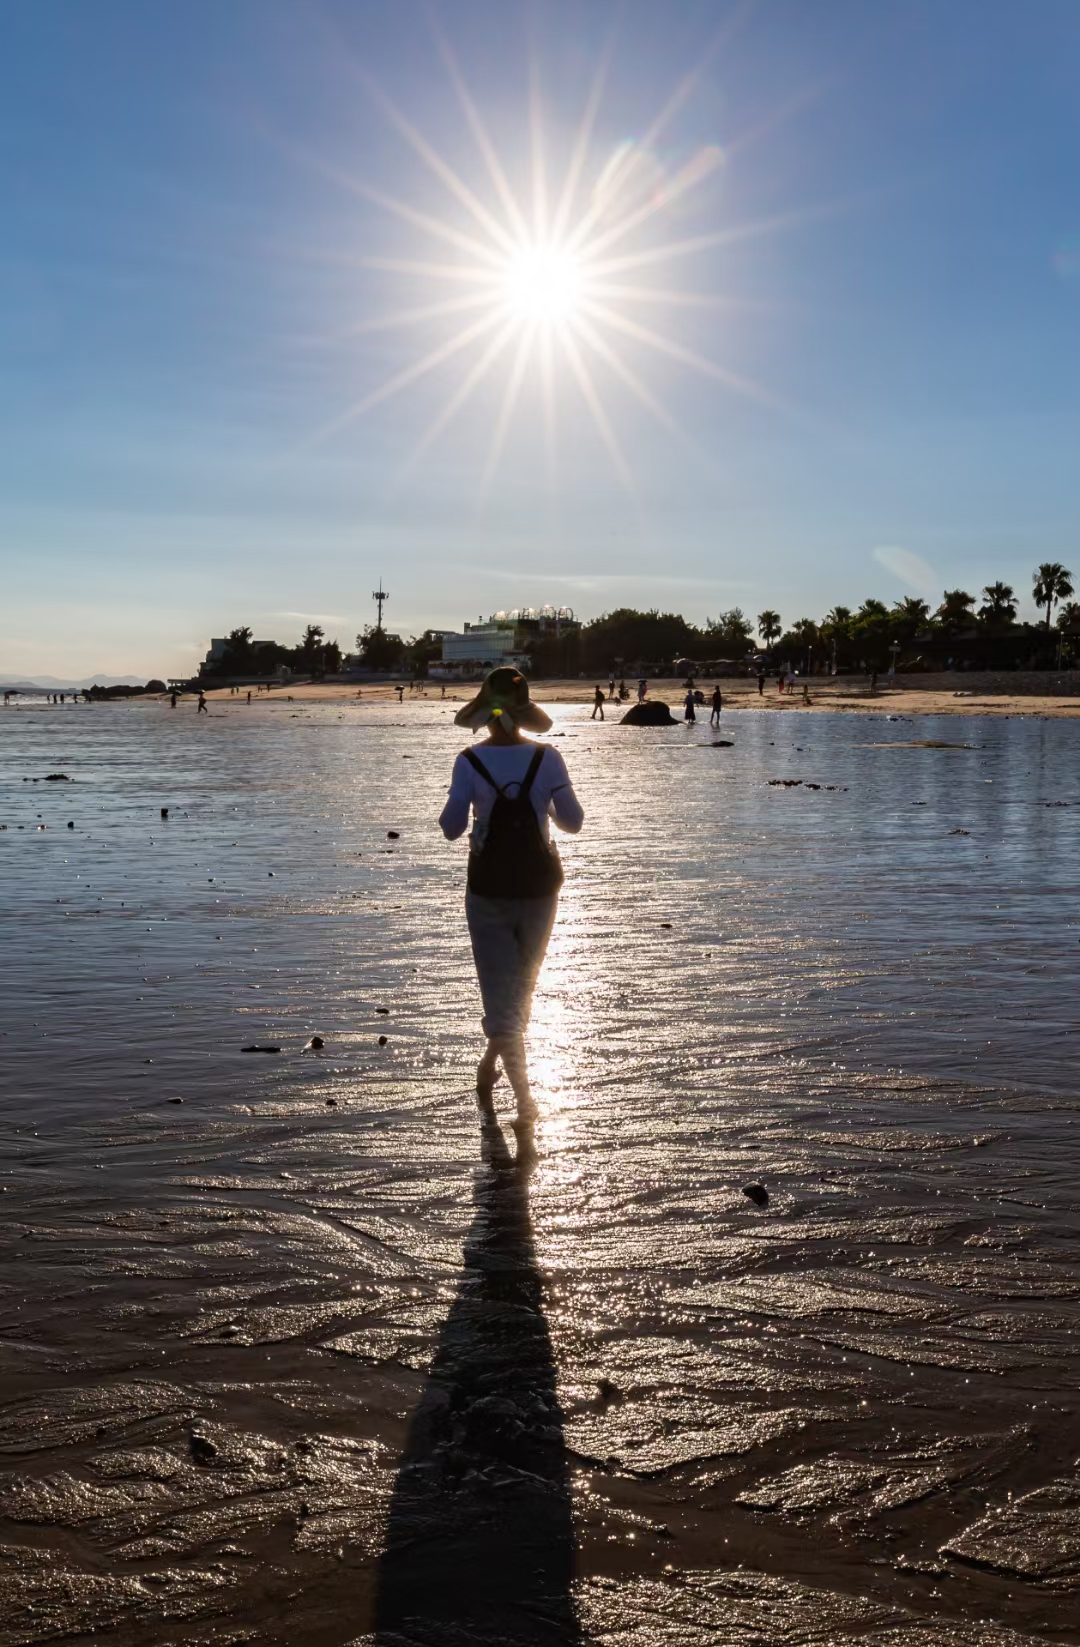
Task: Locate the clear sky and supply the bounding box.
[2,0,1079,678]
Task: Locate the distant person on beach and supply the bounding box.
[439,668,583,1137]
[757,671,765,696]
[197,691,207,713]
[170,691,177,708]
[710,686,723,726]
[247,690,252,704]
[684,689,696,725]
[870,669,878,693]
[591,685,604,721]
[396,684,405,703]
[637,677,647,702]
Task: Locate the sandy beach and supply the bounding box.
[2,701,1079,1644]
[201,674,1080,719]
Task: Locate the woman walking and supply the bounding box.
[440,669,583,1133]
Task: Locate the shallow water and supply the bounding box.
[1,698,1079,1644]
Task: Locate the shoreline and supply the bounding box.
[197,676,1080,718]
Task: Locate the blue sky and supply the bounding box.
[2,0,1079,677]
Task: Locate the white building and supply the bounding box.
[436,607,578,677]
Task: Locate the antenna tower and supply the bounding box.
[372,581,389,632]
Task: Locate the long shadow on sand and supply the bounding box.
[373,1113,581,1646]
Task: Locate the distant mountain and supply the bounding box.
[0,674,148,691]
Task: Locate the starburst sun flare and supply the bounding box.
[504,243,583,326]
[318,34,781,492]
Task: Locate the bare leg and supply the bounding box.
[499,1033,538,1126]
[476,1037,501,1100]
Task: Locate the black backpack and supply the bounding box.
[463,746,564,899]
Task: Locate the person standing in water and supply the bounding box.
[591,685,605,720]
[197,691,208,713]
[440,669,583,1136]
[709,685,723,727]
[683,687,696,725]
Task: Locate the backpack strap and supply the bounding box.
[518,745,546,799]
[462,744,545,798]
[462,748,497,789]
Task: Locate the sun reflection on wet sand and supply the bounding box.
[0,699,1078,1642]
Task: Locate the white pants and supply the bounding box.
[465,892,558,1038]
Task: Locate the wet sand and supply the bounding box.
[2,701,1079,1644]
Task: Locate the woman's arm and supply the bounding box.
[547,752,584,834]
[439,753,473,840]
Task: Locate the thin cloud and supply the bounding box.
[873,545,938,599]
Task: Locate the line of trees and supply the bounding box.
[528,564,1076,676]
[203,563,1076,683]
[753,563,1076,675]
[203,621,446,681]
[206,624,343,680]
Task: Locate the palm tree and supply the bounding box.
[757,610,781,651]
[824,606,853,630]
[892,597,930,625]
[1032,563,1074,632]
[1057,601,1080,632]
[935,590,975,633]
[978,582,1017,625]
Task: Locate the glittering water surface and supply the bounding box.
[1,699,1079,1645]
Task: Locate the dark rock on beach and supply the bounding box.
[189,1431,218,1465]
[743,1182,770,1207]
[620,701,677,726]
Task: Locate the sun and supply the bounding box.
[314,33,779,493]
[503,242,583,326]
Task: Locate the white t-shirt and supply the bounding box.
[439,742,584,844]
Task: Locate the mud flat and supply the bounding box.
[1,702,1078,1643]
